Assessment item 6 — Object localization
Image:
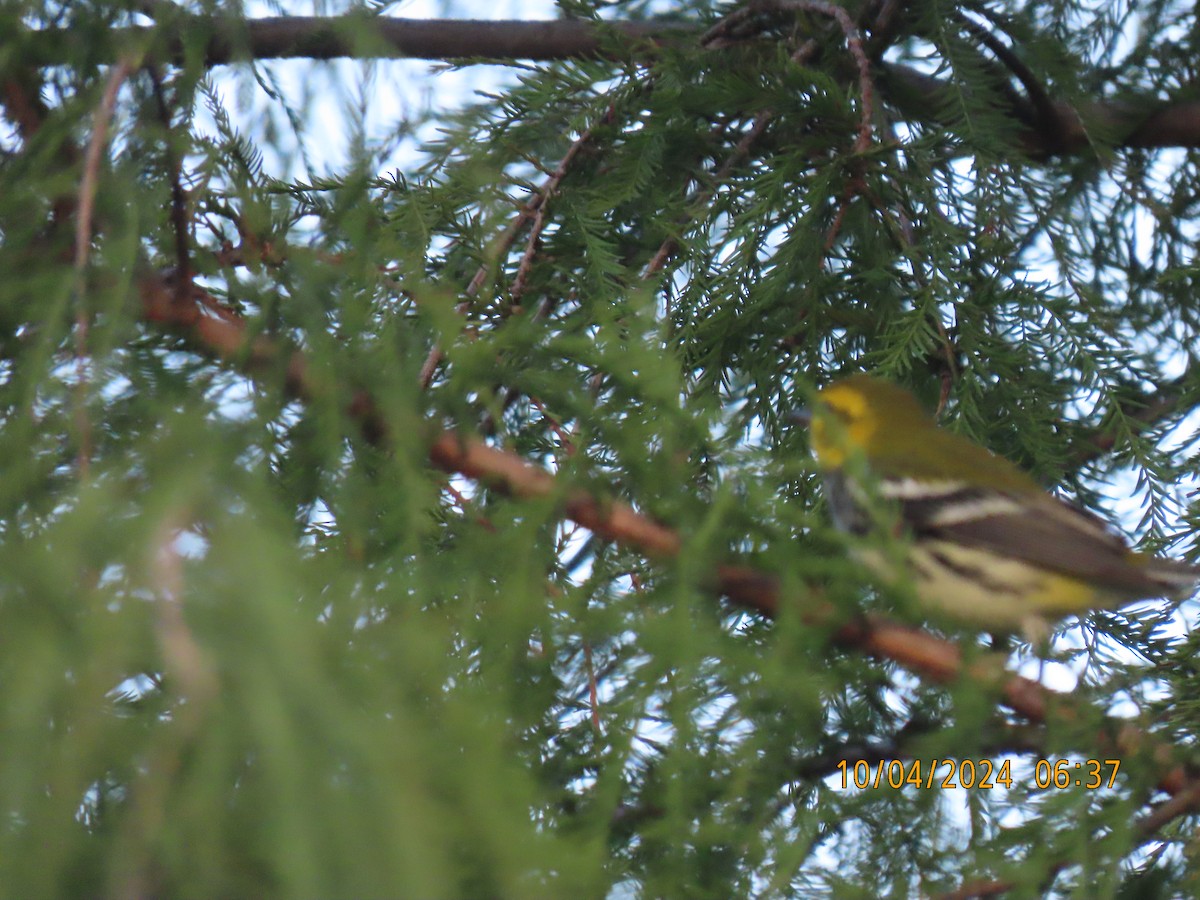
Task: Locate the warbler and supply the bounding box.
[801,374,1200,637]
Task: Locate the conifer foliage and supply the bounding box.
[2,1,1200,896]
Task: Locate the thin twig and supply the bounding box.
[583,641,602,733]
[148,66,192,287]
[780,0,875,150]
[955,9,1060,137]
[644,31,831,278]
[510,123,598,304]
[75,61,135,280]
[73,58,135,475]
[442,481,497,533]
[418,125,599,389]
[115,510,218,898]
[644,109,775,278]
[863,0,908,59]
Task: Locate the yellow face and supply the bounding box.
[810,381,878,469]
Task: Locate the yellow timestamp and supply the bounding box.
[1032,758,1121,790]
[834,758,1121,791]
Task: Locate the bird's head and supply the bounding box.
[804,374,933,470]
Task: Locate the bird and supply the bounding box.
[799,373,1200,638]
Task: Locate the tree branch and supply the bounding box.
[21,15,1200,154]
[135,268,1200,844]
[27,16,694,67]
[881,61,1200,155]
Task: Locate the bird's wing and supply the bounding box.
[881,479,1198,599]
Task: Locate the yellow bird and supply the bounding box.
[802,374,1200,637]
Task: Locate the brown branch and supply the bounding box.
[1135,777,1200,837]
[148,67,192,286]
[139,269,678,554]
[135,270,1200,845]
[954,10,1059,137]
[25,17,694,67]
[214,20,1200,156]
[509,124,598,305]
[74,59,136,475]
[17,15,1200,157]
[779,0,875,151]
[138,271,326,412]
[75,62,134,284]
[939,875,1027,899]
[863,0,909,59]
[1,70,81,226]
[427,431,682,558]
[115,509,219,899]
[881,61,1200,156]
[442,481,497,533]
[1,75,49,139]
[583,641,602,734]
